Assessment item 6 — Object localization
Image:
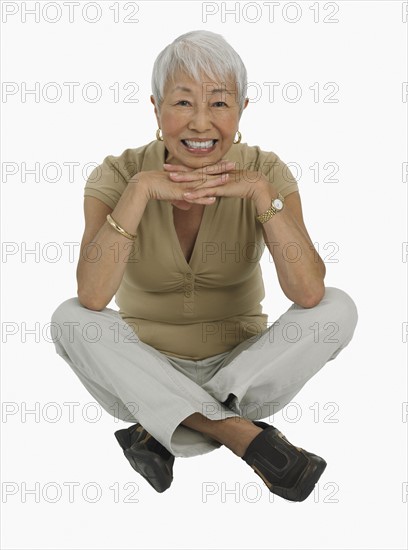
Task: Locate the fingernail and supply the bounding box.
[183,192,193,197]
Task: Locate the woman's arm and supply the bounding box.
[253,185,326,308]
[76,179,148,311]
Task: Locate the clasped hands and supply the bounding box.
[163,159,268,211]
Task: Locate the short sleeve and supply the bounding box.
[83,154,130,210]
[257,150,299,199]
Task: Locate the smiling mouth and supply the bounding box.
[181,139,218,150]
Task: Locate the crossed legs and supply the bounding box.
[50,287,358,458]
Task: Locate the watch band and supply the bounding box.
[256,193,285,224]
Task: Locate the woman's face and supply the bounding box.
[151,70,248,168]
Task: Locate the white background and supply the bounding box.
[1,1,407,549]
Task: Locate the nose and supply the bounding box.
[188,105,212,133]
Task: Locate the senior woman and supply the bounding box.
[50,30,358,501]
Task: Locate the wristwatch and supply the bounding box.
[256,192,285,224]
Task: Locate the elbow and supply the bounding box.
[296,282,326,309]
[77,289,107,312]
[300,295,323,309]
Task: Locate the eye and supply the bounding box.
[213,101,228,107]
[175,100,191,106]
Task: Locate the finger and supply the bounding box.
[165,160,236,177]
[183,188,220,200]
[167,170,215,182]
[167,171,198,182]
[163,163,193,172]
[183,196,217,205]
[200,160,236,175]
[193,161,236,178]
[170,172,229,187]
[195,173,229,188]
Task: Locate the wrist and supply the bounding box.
[252,179,278,214]
[128,173,150,204]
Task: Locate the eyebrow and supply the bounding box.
[171,85,235,95]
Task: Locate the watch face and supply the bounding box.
[273,199,283,210]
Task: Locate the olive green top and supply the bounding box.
[84,139,299,360]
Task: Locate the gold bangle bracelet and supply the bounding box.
[106,214,137,241]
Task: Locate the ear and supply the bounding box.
[150,95,160,125]
[238,97,249,121]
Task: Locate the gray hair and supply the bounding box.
[151,30,248,116]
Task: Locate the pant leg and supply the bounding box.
[50,297,241,458]
[200,287,359,420]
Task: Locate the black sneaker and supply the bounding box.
[114,424,175,493]
[242,421,327,502]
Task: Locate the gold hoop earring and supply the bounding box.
[233,130,242,144]
[156,128,163,141]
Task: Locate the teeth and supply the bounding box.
[184,139,215,149]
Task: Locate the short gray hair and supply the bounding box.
[151,30,248,116]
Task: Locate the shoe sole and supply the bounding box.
[274,456,327,502]
[124,447,173,493]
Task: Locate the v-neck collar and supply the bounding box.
[166,199,216,271]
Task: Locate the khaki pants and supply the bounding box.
[50,287,358,458]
